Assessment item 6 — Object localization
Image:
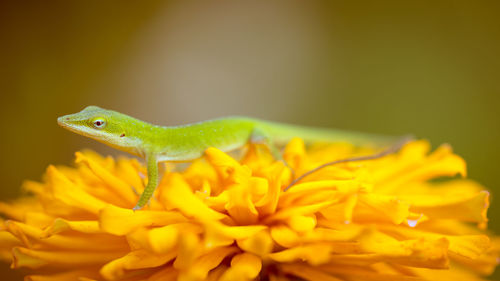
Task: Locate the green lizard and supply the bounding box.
[58,106,407,210]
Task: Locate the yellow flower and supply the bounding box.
[0,139,498,281]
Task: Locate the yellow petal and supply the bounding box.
[157,173,226,221]
[12,247,124,269]
[283,138,306,170]
[144,223,202,254]
[280,263,343,281]
[25,270,100,281]
[269,243,333,265]
[353,193,410,224]
[205,147,252,185]
[116,157,146,194]
[46,166,107,214]
[5,220,126,251]
[240,144,274,175]
[282,190,339,208]
[183,160,219,194]
[42,218,101,237]
[330,237,450,269]
[268,274,290,281]
[356,230,451,270]
[377,225,492,260]
[231,252,262,276]
[451,249,499,276]
[22,180,46,196]
[254,163,284,216]
[357,229,415,256]
[219,253,262,281]
[204,190,230,212]
[75,152,137,206]
[318,264,426,281]
[0,231,20,251]
[287,215,317,233]
[282,179,359,195]
[270,225,300,248]
[225,184,259,225]
[409,263,486,281]
[204,221,267,248]
[370,140,431,184]
[205,265,229,281]
[23,212,55,229]
[319,194,358,224]
[3,220,31,248]
[173,231,200,271]
[177,247,238,281]
[236,230,274,257]
[99,204,187,236]
[147,266,178,281]
[448,235,491,260]
[412,191,489,224]
[265,201,335,224]
[0,198,43,222]
[100,250,176,281]
[303,225,362,244]
[376,144,466,192]
[279,180,363,207]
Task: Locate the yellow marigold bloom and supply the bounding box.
[0,139,498,281]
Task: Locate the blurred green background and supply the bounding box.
[1,1,499,280]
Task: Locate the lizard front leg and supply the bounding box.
[133,154,159,210]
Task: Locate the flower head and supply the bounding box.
[0,139,498,280]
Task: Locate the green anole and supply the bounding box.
[58,106,408,210]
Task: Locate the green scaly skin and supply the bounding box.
[58,106,397,210]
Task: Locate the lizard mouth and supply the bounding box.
[57,114,103,140]
[57,115,84,135]
[57,116,71,128]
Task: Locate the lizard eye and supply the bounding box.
[92,118,106,129]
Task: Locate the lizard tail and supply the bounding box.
[259,120,409,148]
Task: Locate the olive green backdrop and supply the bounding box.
[1,1,499,280]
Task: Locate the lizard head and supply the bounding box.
[57,106,141,153]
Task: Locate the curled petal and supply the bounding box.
[205,147,252,185]
[204,221,267,248]
[377,225,492,260]
[42,218,101,237]
[225,185,259,225]
[271,225,300,248]
[265,201,335,224]
[354,194,410,225]
[254,163,284,216]
[269,243,333,265]
[283,138,307,171]
[158,174,226,221]
[236,230,274,257]
[173,231,201,271]
[99,205,187,236]
[219,253,262,281]
[100,250,176,281]
[178,247,238,281]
